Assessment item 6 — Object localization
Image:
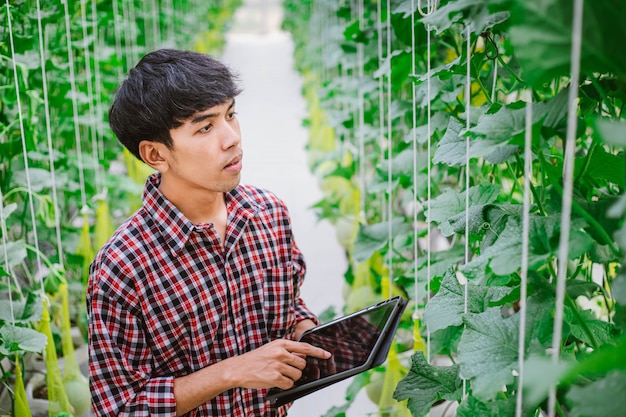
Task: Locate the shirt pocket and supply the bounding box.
[263,265,296,340]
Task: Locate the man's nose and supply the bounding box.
[221,121,241,149]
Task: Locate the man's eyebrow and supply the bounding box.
[190,99,236,125]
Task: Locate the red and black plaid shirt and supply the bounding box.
[88,173,318,416]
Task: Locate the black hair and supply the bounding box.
[108,49,242,161]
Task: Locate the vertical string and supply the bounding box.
[463,22,472,398]
[0,191,16,323]
[112,0,125,75]
[92,0,106,158]
[80,0,104,195]
[62,0,88,211]
[386,0,393,299]
[6,0,44,284]
[516,96,533,417]
[357,0,366,219]
[3,2,27,311]
[377,0,386,220]
[418,0,438,362]
[548,0,584,415]
[36,0,65,269]
[410,0,419,351]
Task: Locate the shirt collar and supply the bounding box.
[142,173,263,255]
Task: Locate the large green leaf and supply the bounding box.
[433,116,520,166]
[566,371,626,417]
[457,395,531,417]
[425,184,500,237]
[509,0,626,87]
[393,351,463,417]
[457,298,553,400]
[523,334,626,406]
[0,240,28,269]
[353,218,410,262]
[592,117,626,148]
[423,269,512,332]
[0,324,47,355]
[462,214,594,282]
[421,0,510,35]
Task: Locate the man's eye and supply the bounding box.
[227,111,237,120]
[199,124,212,133]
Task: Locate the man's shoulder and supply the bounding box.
[92,207,156,267]
[235,184,286,210]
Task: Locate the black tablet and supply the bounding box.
[266,295,408,406]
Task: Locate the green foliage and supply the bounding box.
[1,0,241,414]
[284,0,626,415]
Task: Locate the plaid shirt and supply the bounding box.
[88,173,318,416]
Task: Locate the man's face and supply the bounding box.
[163,98,243,195]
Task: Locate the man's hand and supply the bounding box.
[173,339,330,416]
[224,339,331,390]
[294,318,317,340]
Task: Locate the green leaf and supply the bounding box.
[462,214,594,282]
[566,371,626,417]
[353,218,410,262]
[434,115,521,166]
[393,351,463,417]
[0,203,17,221]
[422,0,510,35]
[592,117,626,148]
[522,356,572,407]
[457,395,528,417]
[575,145,625,187]
[414,246,465,279]
[0,240,28,269]
[425,184,500,237]
[458,299,553,401]
[458,308,520,400]
[566,308,621,349]
[423,269,512,332]
[0,293,43,324]
[509,0,626,87]
[0,324,47,355]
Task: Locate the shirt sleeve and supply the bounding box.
[88,268,177,417]
[290,237,320,326]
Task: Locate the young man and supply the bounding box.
[87,49,330,416]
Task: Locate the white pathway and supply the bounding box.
[220,0,377,415]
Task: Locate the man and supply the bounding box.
[87,49,330,417]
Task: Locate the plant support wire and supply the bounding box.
[548,0,584,415]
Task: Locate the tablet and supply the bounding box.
[266,295,408,406]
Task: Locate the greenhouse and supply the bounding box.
[0,0,624,416]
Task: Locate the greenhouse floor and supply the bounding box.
[221,0,377,415]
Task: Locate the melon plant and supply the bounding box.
[283,0,626,416]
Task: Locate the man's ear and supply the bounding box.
[138,140,170,172]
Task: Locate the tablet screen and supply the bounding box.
[294,299,397,387]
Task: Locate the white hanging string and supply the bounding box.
[386,0,394,298]
[516,96,533,417]
[377,0,386,222]
[79,0,104,196]
[6,0,44,284]
[36,0,65,269]
[548,0,584,415]
[3,3,24,318]
[463,22,472,398]
[91,0,106,160]
[0,190,16,325]
[112,0,125,75]
[62,0,88,212]
[410,0,419,354]
[357,0,366,218]
[415,0,438,362]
